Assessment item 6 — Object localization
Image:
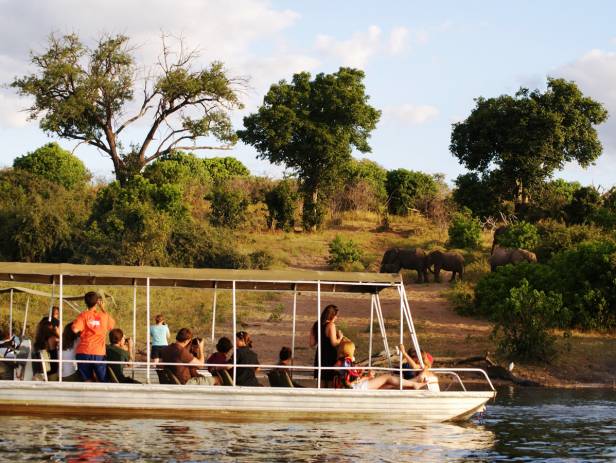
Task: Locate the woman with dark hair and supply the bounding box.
[309,304,343,387]
[228,331,261,386]
[206,336,232,373]
[61,322,81,381]
[32,319,59,381]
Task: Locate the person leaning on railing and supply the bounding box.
[61,322,81,382]
[309,304,344,387]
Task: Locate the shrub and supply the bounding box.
[13,142,91,189]
[265,179,298,231]
[524,179,580,222]
[328,235,363,270]
[565,186,602,225]
[248,250,274,269]
[452,171,510,219]
[203,157,250,183]
[302,196,326,231]
[495,221,539,250]
[386,169,438,215]
[492,280,566,362]
[143,151,211,188]
[210,186,249,228]
[535,220,603,261]
[447,209,481,249]
[448,281,475,315]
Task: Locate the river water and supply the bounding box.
[0,387,615,462]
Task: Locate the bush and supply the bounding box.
[248,250,274,269]
[386,169,438,216]
[448,281,475,315]
[302,195,326,231]
[328,235,363,270]
[495,221,539,250]
[447,209,482,249]
[210,186,249,228]
[13,142,91,189]
[492,280,565,362]
[143,151,212,188]
[265,180,298,231]
[524,179,580,222]
[452,171,511,219]
[535,220,603,261]
[565,186,602,225]
[203,157,250,183]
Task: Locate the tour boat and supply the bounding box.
[0,262,495,422]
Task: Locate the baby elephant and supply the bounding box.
[426,250,464,282]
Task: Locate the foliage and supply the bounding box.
[535,220,603,261]
[0,169,91,262]
[238,67,381,230]
[209,185,249,228]
[248,250,274,270]
[492,280,565,362]
[451,78,608,210]
[12,33,243,183]
[13,142,90,189]
[565,186,602,225]
[385,169,438,216]
[328,235,364,271]
[264,179,298,231]
[202,157,250,183]
[548,240,616,330]
[452,172,510,219]
[524,179,580,222]
[333,158,388,212]
[143,151,211,188]
[495,221,539,250]
[448,281,476,315]
[447,208,482,249]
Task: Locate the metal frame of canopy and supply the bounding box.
[0,262,494,393]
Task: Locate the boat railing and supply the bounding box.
[0,356,495,391]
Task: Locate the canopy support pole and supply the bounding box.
[399,284,404,389]
[58,274,63,383]
[400,284,423,368]
[368,294,375,368]
[8,289,13,338]
[374,293,392,368]
[210,282,218,347]
[21,296,30,339]
[132,280,137,379]
[317,280,321,389]
[47,281,55,320]
[290,284,297,377]
[232,280,236,386]
[146,277,151,384]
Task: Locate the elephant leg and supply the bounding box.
[423,270,430,283]
[434,267,441,283]
[449,271,456,282]
[415,270,422,283]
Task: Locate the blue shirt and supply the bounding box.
[150,324,170,346]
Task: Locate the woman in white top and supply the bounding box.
[61,322,81,381]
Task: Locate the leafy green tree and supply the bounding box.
[496,221,540,250]
[565,186,602,225]
[143,151,211,188]
[328,235,364,271]
[451,78,608,211]
[203,157,250,183]
[13,142,90,189]
[385,169,438,215]
[0,169,91,262]
[209,186,249,229]
[525,179,581,222]
[535,220,602,261]
[12,34,243,183]
[238,68,380,230]
[447,208,482,249]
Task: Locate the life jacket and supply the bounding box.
[332,356,363,389]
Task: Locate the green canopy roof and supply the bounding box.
[0,262,401,293]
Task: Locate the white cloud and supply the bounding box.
[555,49,616,156]
[383,104,439,125]
[315,25,417,68]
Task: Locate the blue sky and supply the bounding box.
[0,0,615,187]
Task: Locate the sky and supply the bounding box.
[0,0,615,187]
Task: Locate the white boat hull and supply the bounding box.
[0,381,494,422]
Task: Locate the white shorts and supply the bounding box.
[351,381,369,391]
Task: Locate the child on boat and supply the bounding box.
[398,344,439,391]
[334,339,426,391]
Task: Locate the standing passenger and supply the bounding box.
[309,304,343,387]
[72,292,115,382]
[150,314,170,364]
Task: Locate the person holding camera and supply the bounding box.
[160,328,216,385]
[106,328,140,384]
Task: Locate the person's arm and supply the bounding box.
[308,326,317,348]
[165,326,170,342]
[399,344,420,369]
[326,323,343,347]
[72,315,84,334]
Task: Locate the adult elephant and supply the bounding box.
[426,250,464,282]
[489,245,537,272]
[379,248,428,283]
[491,225,509,253]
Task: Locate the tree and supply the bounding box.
[452,172,513,219]
[450,78,608,211]
[13,142,90,189]
[12,34,243,184]
[238,68,380,230]
[385,169,438,216]
[565,186,602,225]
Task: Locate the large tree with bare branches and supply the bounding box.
[12,33,244,184]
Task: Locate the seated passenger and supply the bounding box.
[0,327,16,380]
[228,331,261,386]
[61,322,81,382]
[206,336,232,373]
[160,328,216,385]
[39,306,60,336]
[32,320,59,381]
[333,340,426,391]
[106,328,140,384]
[268,346,304,388]
[398,344,439,390]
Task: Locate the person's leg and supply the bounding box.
[76,354,94,381]
[367,374,427,390]
[92,355,107,382]
[361,375,393,390]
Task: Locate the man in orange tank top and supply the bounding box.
[72,292,115,382]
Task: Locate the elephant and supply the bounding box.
[379,248,428,283]
[426,250,464,282]
[489,245,537,272]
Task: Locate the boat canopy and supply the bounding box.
[0,262,401,293]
